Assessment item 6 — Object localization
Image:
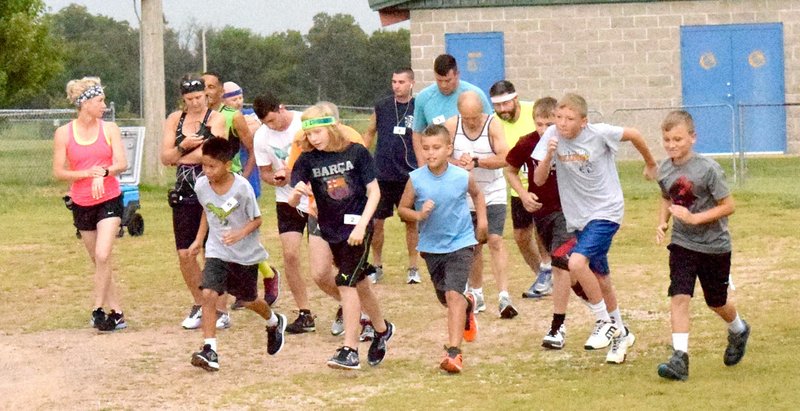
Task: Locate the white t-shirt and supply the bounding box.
[253,111,308,211]
[532,123,624,232]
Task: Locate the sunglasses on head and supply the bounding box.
[180,79,204,94]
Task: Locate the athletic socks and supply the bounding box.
[540,262,552,271]
[728,313,746,334]
[550,313,566,334]
[588,300,612,323]
[609,308,625,331]
[498,290,509,300]
[266,312,278,327]
[672,333,689,353]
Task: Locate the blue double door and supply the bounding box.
[681,23,786,153]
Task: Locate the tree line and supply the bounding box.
[1,2,410,114]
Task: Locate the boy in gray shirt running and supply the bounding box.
[188,137,287,372]
[655,110,749,381]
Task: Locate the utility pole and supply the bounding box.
[141,0,166,184]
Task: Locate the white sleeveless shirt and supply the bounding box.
[452,115,507,208]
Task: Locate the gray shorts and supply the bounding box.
[421,246,474,301]
[471,203,506,237]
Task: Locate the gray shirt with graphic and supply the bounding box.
[533,123,624,232]
[658,154,731,254]
[194,174,269,265]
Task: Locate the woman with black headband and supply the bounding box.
[161,74,227,330]
[52,76,129,332]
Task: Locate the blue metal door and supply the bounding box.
[681,24,785,154]
[445,32,505,98]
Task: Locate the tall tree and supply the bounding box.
[0,0,62,107]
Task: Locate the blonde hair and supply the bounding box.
[661,110,695,134]
[297,104,351,152]
[557,93,588,118]
[533,96,557,119]
[66,77,102,105]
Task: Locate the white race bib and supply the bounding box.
[343,214,361,225]
[393,126,407,135]
[432,115,446,125]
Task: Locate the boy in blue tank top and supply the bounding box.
[398,124,488,374]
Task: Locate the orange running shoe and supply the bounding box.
[463,292,478,342]
[440,346,463,374]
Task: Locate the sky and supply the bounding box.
[43,0,408,35]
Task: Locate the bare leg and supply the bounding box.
[356,279,387,333]
[567,253,603,304]
[404,220,419,268]
[670,295,691,333]
[487,234,509,293]
[513,226,541,272]
[178,250,204,305]
[552,267,570,314]
[468,244,484,289]
[201,288,219,339]
[280,231,310,310]
[596,274,618,312]
[339,286,361,349]
[371,218,386,267]
[81,217,122,311]
[445,291,467,348]
[243,298,273,320]
[309,235,340,301]
[710,301,738,323]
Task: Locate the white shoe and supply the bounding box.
[606,327,636,364]
[216,312,231,329]
[369,265,384,284]
[331,306,344,336]
[406,267,421,284]
[584,320,620,350]
[181,305,202,329]
[542,324,566,350]
[471,290,486,314]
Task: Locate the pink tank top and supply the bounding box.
[67,120,121,206]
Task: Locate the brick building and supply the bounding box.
[369,0,800,156]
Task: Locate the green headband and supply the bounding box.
[301,116,336,130]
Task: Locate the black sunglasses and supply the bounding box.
[180,79,204,94]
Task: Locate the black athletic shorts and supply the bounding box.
[330,230,373,288]
[276,202,309,234]
[375,180,408,220]
[72,195,123,231]
[201,257,259,301]
[173,202,204,250]
[510,196,534,230]
[667,243,732,308]
[533,211,575,271]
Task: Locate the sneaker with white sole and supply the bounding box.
[533,267,553,295]
[542,324,566,350]
[191,344,219,372]
[584,320,620,350]
[266,313,287,355]
[327,346,360,370]
[360,320,375,342]
[471,289,486,314]
[331,306,345,336]
[98,310,127,332]
[181,305,202,329]
[216,311,231,329]
[368,265,383,284]
[498,295,518,319]
[606,327,636,364]
[285,310,316,334]
[367,321,394,366]
[406,267,421,284]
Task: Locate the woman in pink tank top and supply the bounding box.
[52,77,129,332]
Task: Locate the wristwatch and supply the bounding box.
[472,157,480,168]
[103,168,109,177]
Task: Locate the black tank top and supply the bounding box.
[175,109,214,150]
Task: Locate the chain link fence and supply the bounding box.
[0,103,372,187]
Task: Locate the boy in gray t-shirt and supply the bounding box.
[532,93,657,364]
[655,110,749,381]
[187,137,287,372]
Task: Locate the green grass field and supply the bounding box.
[1,157,798,409]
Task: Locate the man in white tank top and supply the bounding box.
[444,91,518,319]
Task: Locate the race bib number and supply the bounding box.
[393,126,407,135]
[432,115,446,125]
[221,197,239,213]
[343,214,361,225]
